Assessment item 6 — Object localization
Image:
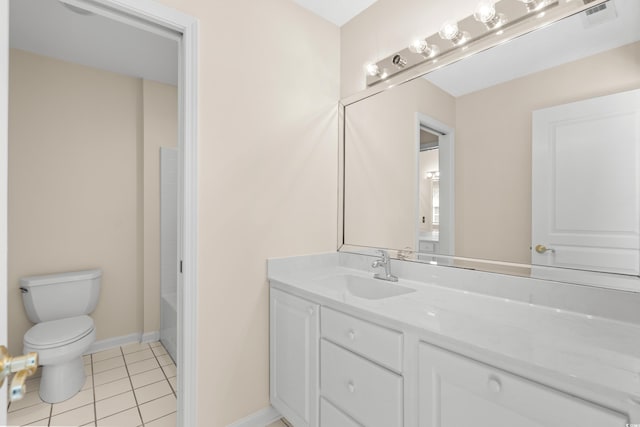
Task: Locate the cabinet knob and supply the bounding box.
[347,381,356,393]
[488,376,502,393]
[348,329,356,341]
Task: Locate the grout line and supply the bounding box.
[144,410,176,425]
[91,353,97,427]
[47,400,53,427]
[150,342,176,398]
[120,345,146,426]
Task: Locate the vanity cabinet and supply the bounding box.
[270,289,320,427]
[418,343,629,427]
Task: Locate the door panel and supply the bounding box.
[532,89,640,275]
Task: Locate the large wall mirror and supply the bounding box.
[340,0,640,290]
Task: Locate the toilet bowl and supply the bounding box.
[20,269,101,403]
[24,315,96,402]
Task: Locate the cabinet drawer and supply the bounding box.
[321,307,403,372]
[321,339,403,427]
[320,398,361,427]
[418,342,628,426]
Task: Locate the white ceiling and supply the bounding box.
[293,0,379,27]
[425,0,640,96]
[10,0,178,86]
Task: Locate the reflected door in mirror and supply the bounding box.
[532,88,640,275]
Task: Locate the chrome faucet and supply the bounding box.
[372,250,398,282]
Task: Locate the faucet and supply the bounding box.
[372,250,398,282]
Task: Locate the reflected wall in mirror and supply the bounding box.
[343,0,640,278]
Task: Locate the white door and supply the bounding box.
[532,89,640,275]
[1,1,8,424]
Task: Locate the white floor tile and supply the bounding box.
[123,348,154,364]
[83,354,91,365]
[161,363,176,378]
[138,394,176,424]
[266,420,287,427]
[49,403,94,426]
[121,342,150,354]
[93,355,125,374]
[149,341,162,348]
[92,348,122,362]
[94,377,132,402]
[7,389,44,412]
[130,368,165,389]
[95,390,137,420]
[126,357,159,375]
[7,401,51,426]
[151,346,168,357]
[84,364,92,376]
[52,388,94,415]
[133,380,172,404]
[26,418,50,426]
[93,366,128,387]
[168,376,177,394]
[144,411,176,427]
[156,354,174,367]
[96,407,142,427]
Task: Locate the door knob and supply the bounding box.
[0,345,38,401]
[534,244,555,254]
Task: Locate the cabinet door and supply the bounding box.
[418,343,628,427]
[270,288,319,427]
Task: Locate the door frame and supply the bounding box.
[415,113,455,256]
[0,1,199,426]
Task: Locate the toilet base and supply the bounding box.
[39,356,85,403]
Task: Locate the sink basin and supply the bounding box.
[314,274,415,300]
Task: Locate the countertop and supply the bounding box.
[268,253,640,404]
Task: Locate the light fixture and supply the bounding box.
[438,20,468,46]
[518,0,546,12]
[409,39,439,58]
[473,0,506,30]
[392,54,408,68]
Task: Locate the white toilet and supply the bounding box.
[20,269,101,403]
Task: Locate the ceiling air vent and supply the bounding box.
[581,0,617,28]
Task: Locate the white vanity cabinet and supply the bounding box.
[418,343,629,427]
[270,288,320,427]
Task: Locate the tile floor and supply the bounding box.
[7,341,177,427]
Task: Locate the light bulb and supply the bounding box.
[439,20,467,45]
[518,0,545,11]
[474,1,496,23]
[409,39,428,54]
[365,63,380,77]
[409,39,439,58]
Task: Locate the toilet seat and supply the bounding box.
[24,315,94,349]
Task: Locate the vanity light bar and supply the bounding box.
[365,0,560,86]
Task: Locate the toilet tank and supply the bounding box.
[20,269,102,323]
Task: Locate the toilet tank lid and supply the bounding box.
[20,269,102,288]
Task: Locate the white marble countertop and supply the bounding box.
[268,253,640,404]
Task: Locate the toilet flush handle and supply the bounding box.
[19,287,28,294]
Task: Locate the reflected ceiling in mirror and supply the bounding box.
[340,0,640,290]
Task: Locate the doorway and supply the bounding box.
[0,1,197,426]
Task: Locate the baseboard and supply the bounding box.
[226,405,282,427]
[85,331,159,355]
[141,331,160,343]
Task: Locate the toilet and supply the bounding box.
[20,269,101,403]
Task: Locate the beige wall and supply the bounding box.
[345,77,454,249]
[142,0,340,425]
[8,49,177,355]
[142,80,177,335]
[8,49,142,354]
[341,0,479,97]
[455,41,640,263]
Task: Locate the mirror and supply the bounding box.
[342,0,640,286]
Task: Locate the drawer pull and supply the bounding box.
[347,381,356,393]
[348,329,356,341]
[488,376,502,393]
